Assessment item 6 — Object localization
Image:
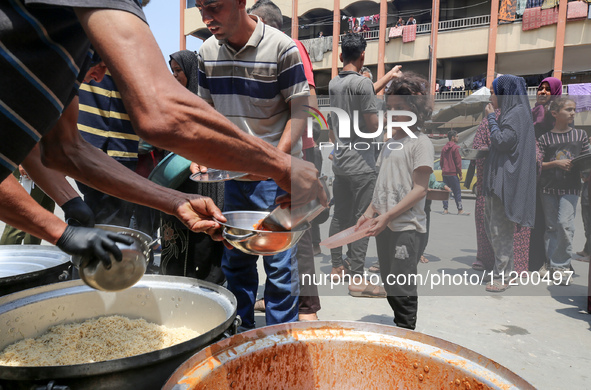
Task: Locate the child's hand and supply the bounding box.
[356,214,370,230]
[367,215,389,237]
[555,159,572,171]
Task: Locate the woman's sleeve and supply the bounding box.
[488,114,517,153]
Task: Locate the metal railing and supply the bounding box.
[339,29,380,43]
[317,97,330,107]
[439,15,490,31]
[435,91,468,101]
[527,85,569,96]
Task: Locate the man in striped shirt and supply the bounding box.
[197,0,310,330]
[0,0,323,266]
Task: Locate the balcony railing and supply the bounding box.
[338,29,380,43]
[318,97,330,107]
[435,91,468,101]
[527,85,569,96]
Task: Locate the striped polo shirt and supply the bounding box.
[78,72,139,168]
[0,0,145,183]
[197,16,309,157]
[539,128,591,195]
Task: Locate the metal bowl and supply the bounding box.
[571,153,591,173]
[0,246,71,297]
[260,176,331,231]
[217,211,309,255]
[75,225,152,292]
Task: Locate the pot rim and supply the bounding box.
[0,276,237,380]
[164,320,536,390]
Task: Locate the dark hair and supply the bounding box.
[385,72,433,130]
[360,66,372,78]
[549,97,575,113]
[447,130,457,140]
[247,0,283,30]
[341,33,366,62]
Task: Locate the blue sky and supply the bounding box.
[143,0,202,65]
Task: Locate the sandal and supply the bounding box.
[420,256,429,263]
[486,280,509,293]
[348,282,387,298]
[368,262,380,273]
[472,260,484,271]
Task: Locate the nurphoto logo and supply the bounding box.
[304,105,418,151]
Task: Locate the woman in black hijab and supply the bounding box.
[483,75,537,292]
[160,50,225,284]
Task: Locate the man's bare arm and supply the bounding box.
[41,96,225,238]
[374,65,402,94]
[0,175,67,244]
[21,144,80,207]
[74,8,297,188]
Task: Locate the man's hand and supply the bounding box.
[173,194,227,241]
[190,162,208,174]
[57,226,134,269]
[386,65,403,81]
[61,197,95,227]
[275,156,326,208]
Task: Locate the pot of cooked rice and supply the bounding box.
[164,321,535,390]
[0,275,237,390]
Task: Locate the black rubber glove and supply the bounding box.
[61,197,95,228]
[57,226,134,270]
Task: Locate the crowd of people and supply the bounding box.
[1,0,589,333]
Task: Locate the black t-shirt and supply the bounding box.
[0,0,145,182]
[538,128,591,195]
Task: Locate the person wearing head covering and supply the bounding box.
[529,76,563,272]
[159,50,225,284]
[532,77,563,139]
[483,75,537,292]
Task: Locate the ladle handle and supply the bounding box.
[222,230,256,242]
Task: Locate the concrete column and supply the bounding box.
[376,0,388,89]
[291,0,299,40]
[429,0,440,96]
[553,0,568,81]
[332,0,340,78]
[485,0,499,89]
[180,0,186,50]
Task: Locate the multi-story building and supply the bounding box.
[182,0,591,133]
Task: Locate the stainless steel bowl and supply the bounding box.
[261,176,331,231]
[75,225,152,292]
[217,211,309,255]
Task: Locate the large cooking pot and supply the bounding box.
[0,246,71,297]
[218,211,309,255]
[164,321,535,390]
[0,275,237,390]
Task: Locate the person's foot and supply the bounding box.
[368,261,380,273]
[457,210,470,215]
[348,279,387,298]
[419,255,429,263]
[254,299,265,312]
[443,209,449,214]
[313,244,321,256]
[298,313,319,321]
[330,265,347,280]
